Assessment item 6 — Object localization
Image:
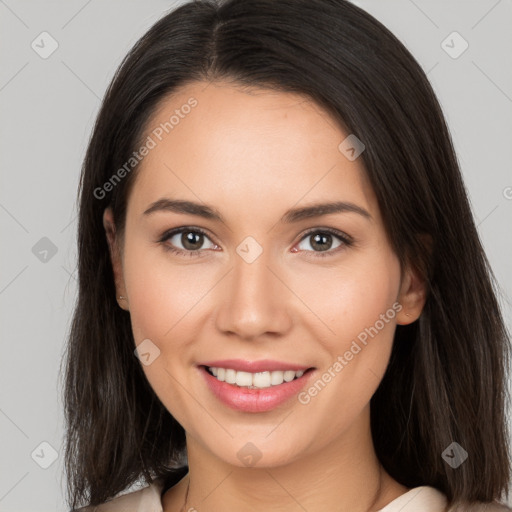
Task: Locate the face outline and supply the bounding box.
[103,80,426,470]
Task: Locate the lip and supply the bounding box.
[199,359,311,373]
[198,364,316,413]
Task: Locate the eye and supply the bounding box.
[294,228,352,258]
[158,226,353,259]
[158,227,218,258]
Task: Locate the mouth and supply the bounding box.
[198,362,316,413]
[203,365,311,389]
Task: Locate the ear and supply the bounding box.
[103,207,129,310]
[395,262,427,326]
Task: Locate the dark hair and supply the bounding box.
[62,0,511,509]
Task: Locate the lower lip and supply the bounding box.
[199,366,315,413]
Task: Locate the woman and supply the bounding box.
[63,0,511,510]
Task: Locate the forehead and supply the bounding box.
[127,80,377,225]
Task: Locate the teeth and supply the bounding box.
[253,372,271,388]
[225,369,236,384]
[207,367,307,388]
[235,371,253,387]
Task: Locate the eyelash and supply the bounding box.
[157,226,353,259]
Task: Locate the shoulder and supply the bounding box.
[75,477,166,512]
[378,486,448,511]
[378,486,512,512]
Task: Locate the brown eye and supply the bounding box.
[179,231,206,250]
[295,228,352,257]
[159,227,217,257]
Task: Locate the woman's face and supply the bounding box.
[105,80,424,468]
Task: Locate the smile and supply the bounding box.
[199,364,316,413]
[206,366,305,388]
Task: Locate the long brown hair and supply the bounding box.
[62,0,511,509]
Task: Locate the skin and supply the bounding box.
[103,80,426,512]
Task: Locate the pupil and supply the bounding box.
[312,233,331,251]
[182,232,202,250]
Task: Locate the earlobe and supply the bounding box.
[103,208,129,310]
[396,265,427,325]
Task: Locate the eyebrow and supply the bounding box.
[143,198,372,223]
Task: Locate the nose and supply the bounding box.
[214,247,293,341]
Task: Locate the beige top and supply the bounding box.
[79,478,512,512]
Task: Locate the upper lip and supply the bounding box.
[199,359,313,373]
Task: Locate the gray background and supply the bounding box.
[0,0,511,510]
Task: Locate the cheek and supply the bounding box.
[291,250,401,405]
[335,270,399,343]
[285,256,401,443]
[289,248,401,346]
[121,240,209,423]
[122,239,211,343]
